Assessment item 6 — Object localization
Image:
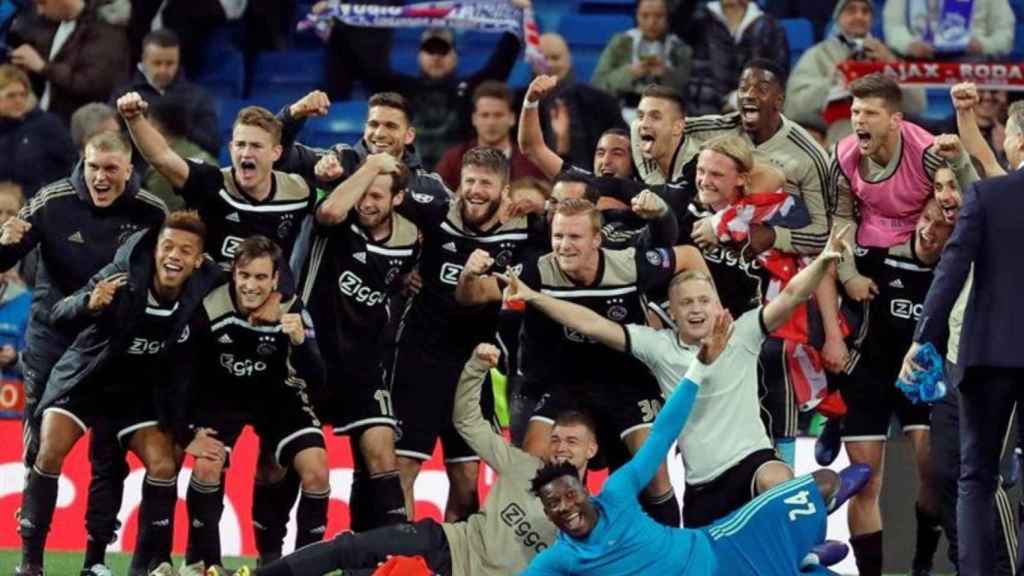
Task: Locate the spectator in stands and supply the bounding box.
[883,0,1015,60]
[7,0,130,124]
[143,96,217,211]
[785,0,926,145]
[110,29,220,157]
[127,0,247,75]
[69,101,118,152]
[529,33,627,174]
[764,0,839,42]
[435,81,545,192]
[359,20,525,170]
[676,0,789,116]
[592,0,692,111]
[0,64,75,197]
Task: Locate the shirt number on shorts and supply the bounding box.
[637,399,662,423]
[374,389,394,417]
[784,490,816,521]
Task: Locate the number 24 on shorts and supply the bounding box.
[785,490,816,522]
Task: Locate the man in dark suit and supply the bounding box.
[902,100,1024,576]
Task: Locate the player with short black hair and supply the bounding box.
[519,75,636,181]
[16,212,223,576]
[301,154,419,531]
[275,90,450,203]
[182,235,329,573]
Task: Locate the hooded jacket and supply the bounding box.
[0,162,166,405]
[40,226,223,433]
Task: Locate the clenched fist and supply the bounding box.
[117,92,149,121]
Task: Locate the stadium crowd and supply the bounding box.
[2,0,1024,574]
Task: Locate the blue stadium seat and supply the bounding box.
[576,0,635,15]
[781,18,814,68]
[557,14,632,49]
[922,88,954,122]
[194,46,245,100]
[392,27,423,50]
[251,50,325,100]
[390,52,419,76]
[295,100,368,149]
[508,60,534,89]
[573,52,602,82]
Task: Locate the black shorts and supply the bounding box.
[758,337,799,439]
[682,448,786,528]
[390,342,496,463]
[527,371,663,468]
[839,351,931,441]
[45,384,159,446]
[194,383,325,467]
[325,356,399,437]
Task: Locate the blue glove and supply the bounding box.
[895,342,947,404]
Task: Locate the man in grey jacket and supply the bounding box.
[783,0,925,145]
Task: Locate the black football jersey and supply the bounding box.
[518,247,676,383]
[178,161,315,265]
[192,283,318,414]
[396,193,543,357]
[300,213,419,364]
[852,241,934,368]
[105,291,187,388]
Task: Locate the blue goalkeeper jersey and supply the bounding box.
[521,377,718,576]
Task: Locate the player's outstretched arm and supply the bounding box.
[763,224,850,332]
[607,311,732,497]
[518,75,565,179]
[117,91,190,189]
[455,344,540,474]
[503,272,627,352]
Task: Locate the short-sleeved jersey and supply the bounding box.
[625,308,773,485]
[851,242,934,369]
[300,213,419,362]
[396,194,542,357]
[177,161,315,265]
[518,247,676,383]
[191,283,317,415]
